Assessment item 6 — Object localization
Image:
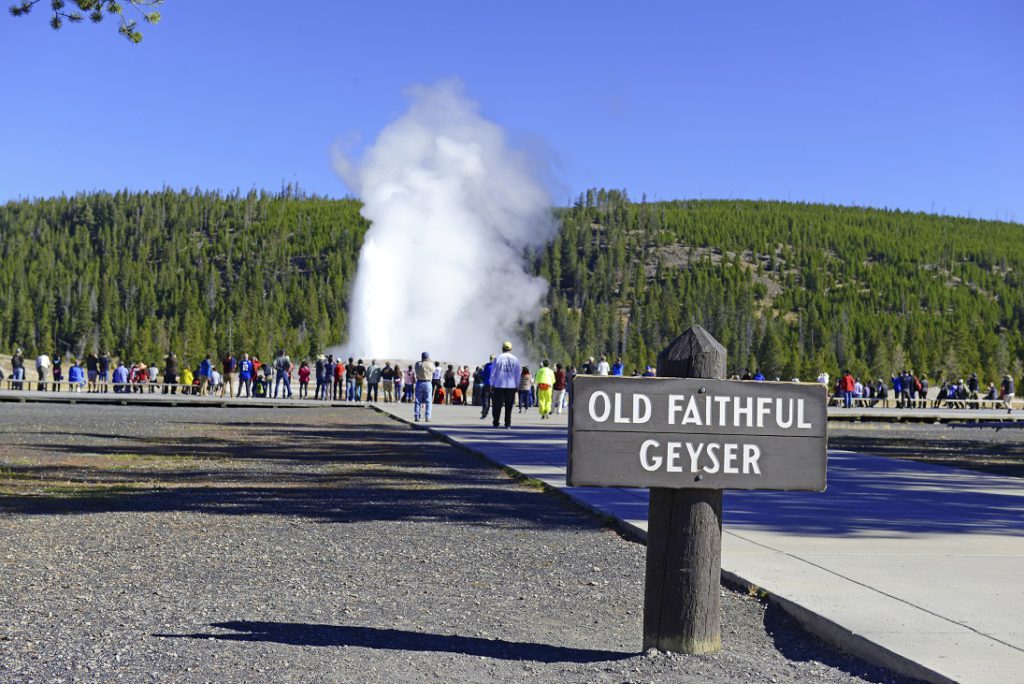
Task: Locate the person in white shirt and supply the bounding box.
[490,341,522,429]
[596,355,611,376]
[35,353,51,391]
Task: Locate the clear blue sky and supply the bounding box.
[2,1,1021,222]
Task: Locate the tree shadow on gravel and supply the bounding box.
[0,423,589,532]
[156,620,633,663]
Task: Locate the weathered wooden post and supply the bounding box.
[643,325,726,653]
[566,325,826,656]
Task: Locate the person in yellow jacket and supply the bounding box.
[180,366,195,395]
[535,359,556,419]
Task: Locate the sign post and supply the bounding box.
[567,326,827,654]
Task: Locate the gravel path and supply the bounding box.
[0,405,916,683]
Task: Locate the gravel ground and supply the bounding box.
[0,404,917,683]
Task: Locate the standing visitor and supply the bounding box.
[443,364,456,405]
[382,363,394,402]
[35,351,51,391]
[261,360,274,399]
[86,352,99,393]
[535,360,555,419]
[273,349,293,399]
[414,352,435,422]
[490,341,521,429]
[314,355,326,400]
[99,351,111,392]
[353,359,366,401]
[403,365,415,402]
[298,360,311,398]
[198,355,213,396]
[552,363,567,415]
[458,365,470,403]
[333,357,345,400]
[611,357,624,376]
[321,355,334,400]
[10,348,25,390]
[479,355,495,419]
[596,355,610,376]
[840,370,855,408]
[517,367,533,412]
[431,363,443,402]
[52,353,63,389]
[238,353,254,398]
[147,362,159,393]
[1002,374,1015,413]
[345,357,356,401]
[392,362,403,403]
[366,360,382,402]
[163,353,179,394]
[222,353,237,398]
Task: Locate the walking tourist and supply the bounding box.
[535,360,555,419]
[490,341,521,429]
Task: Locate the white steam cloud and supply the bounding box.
[335,81,557,362]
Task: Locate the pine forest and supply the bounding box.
[2,188,1023,384]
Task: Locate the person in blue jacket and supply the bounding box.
[68,360,86,392]
[891,373,904,408]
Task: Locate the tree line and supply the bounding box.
[2,187,1022,384]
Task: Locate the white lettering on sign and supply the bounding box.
[638,440,762,475]
[664,394,814,430]
[589,391,611,423]
[590,392,653,424]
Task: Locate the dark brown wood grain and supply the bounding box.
[643,325,725,654]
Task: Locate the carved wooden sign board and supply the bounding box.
[568,376,827,491]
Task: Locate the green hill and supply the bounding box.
[1,188,1021,383]
[526,189,1024,382]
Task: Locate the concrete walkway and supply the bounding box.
[378,401,1024,684]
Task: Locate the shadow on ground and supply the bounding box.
[156,621,633,663]
[0,420,586,533]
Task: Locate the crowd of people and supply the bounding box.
[826,369,1017,412]
[4,346,1020,415]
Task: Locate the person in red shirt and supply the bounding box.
[298,360,311,399]
[840,370,856,408]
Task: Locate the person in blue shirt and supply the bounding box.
[891,373,904,408]
[67,360,85,392]
[238,353,254,398]
[198,355,213,395]
[112,360,130,393]
[753,369,765,381]
[479,354,495,419]
[611,357,624,376]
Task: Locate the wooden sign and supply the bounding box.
[568,375,827,491]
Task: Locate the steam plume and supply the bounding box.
[336,81,556,362]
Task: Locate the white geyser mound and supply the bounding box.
[336,81,556,363]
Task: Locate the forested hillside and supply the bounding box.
[524,189,1024,382]
[2,188,1023,382]
[0,188,367,364]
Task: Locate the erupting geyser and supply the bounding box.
[335,81,557,362]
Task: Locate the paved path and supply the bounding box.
[378,402,1024,684]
